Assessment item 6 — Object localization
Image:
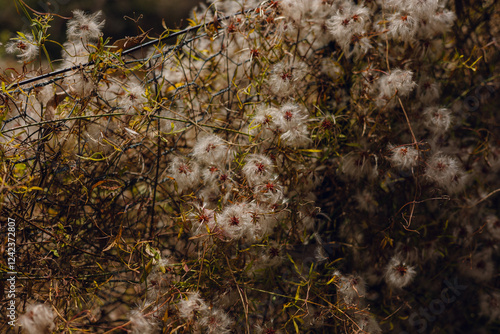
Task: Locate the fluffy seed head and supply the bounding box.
[217,203,253,240]
[192,134,228,165]
[19,304,55,334]
[268,61,307,97]
[67,10,105,43]
[423,106,452,133]
[388,144,419,169]
[425,153,467,193]
[178,292,208,319]
[129,309,156,334]
[6,33,39,62]
[242,154,274,185]
[168,157,200,192]
[378,69,416,99]
[198,308,233,334]
[384,256,416,289]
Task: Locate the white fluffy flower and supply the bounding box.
[274,103,309,132]
[388,144,419,170]
[19,304,55,334]
[242,154,274,185]
[190,205,217,237]
[64,72,95,97]
[387,13,418,41]
[335,271,366,306]
[280,125,311,147]
[61,41,91,66]
[327,3,370,52]
[129,309,156,334]
[192,134,229,165]
[121,83,147,112]
[178,292,208,319]
[417,77,440,105]
[6,33,38,62]
[348,35,373,59]
[217,203,254,240]
[423,106,452,133]
[378,69,417,99]
[67,10,105,43]
[354,313,382,334]
[250,106,280,139]
[425,153,467,193]
[384,256,416,289]
[423,9,456,35]
[168,157,200,192]
[198,308,233,334]
[382,0,439,19]
[254,181,284,205]
[268,60,308,97]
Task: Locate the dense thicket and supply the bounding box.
[1,0,499,333]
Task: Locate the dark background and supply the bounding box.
[0,0,205,60]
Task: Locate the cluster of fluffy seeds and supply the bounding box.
[384,256,417,289]
[129,309,156,334]
[177,293,233,333]
[66,10,105,44]
[378,69,417,99]
[192,134,229,165]
[335,271,367,306]
[5,33,39,62]
[425,153,467,193]
[241,154,275,185]
[19,304,55,334]
[268,60,308,97]
[327,3,370,54]
[3,0,498,332]
[388,144,419,170]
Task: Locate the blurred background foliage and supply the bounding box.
[0,0,205,61]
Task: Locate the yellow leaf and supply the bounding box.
[326,275,338,285]
[293,318,299,333]
[300,149,322,153]
[76,152,107,161]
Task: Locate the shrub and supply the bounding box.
[1,0,499,333]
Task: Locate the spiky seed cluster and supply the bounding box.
[327,3,370,53]
[178,292,209,319]
[423,106,453,133]
[121,83,147,112]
